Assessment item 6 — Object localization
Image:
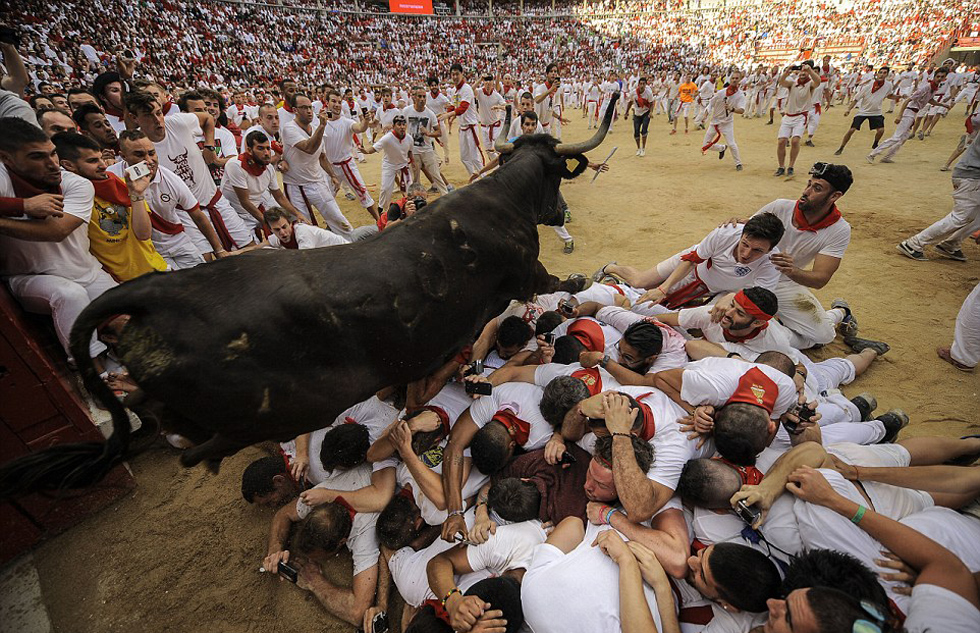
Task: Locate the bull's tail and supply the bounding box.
[0,286,145,498]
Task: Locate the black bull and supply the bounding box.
[0,95,619,497]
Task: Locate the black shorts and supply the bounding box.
[851,115,885,130]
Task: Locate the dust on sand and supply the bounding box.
[29,104,979,632]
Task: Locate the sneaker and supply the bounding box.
[850,392,878,421]
[940,165,951,172]
[446,184,456,193]
[875,409,909,444]
[563,240,574,254]
[558,273,592,294]
[773,167,786,176]
[591,261,618,283]
[636,149,642,156]
[735,164,743,172]
[805,140,815,147]
[866,154,875,164]
[880,156,894,163]
[766,120,773,125]
[428,186,439,193]
[833,148,843,156]
[345,192,356,201]
[831,298,859,337]
[934,243,967,262]
[896,240,926,261]
[564,209,572,224]
[719,148,726,160]
[917,131,924,140]
[786,167,795,176]
[843,336,890,356]
[639,148,646,157]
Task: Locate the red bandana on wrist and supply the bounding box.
[238,151,267,177]
[793,201,841,232]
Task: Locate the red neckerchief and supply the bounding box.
[346,98,355,110]
[796,75,811,87]
[455,80,465,91]
[483,87,493,96]
[871,80,885,93]
[793,200,841,232]
[91,172,131,206]
[383,103,396,110]
[7,168,61,198]
[636,87,649,107]
[726,84,738,97]
[333,496,357,521]
[723,323,768,343]
[492,409,530,446]
[161,100,175,115]
[238,151,267,177]
[103,104,124,118]
[430,89,440,98]
[725,367,778,414]
[928,80,939,92]
[566,319,606,353]
[279,224,299,250]
[282,100,294,113]
[714,456,764,485]
[634,394,657,442]
[571,367,603,396]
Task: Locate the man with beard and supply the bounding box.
[53,132,167,281]
[91,71,127,133]
[220,130,305,237]
[72,103,119,164]
[321,89,379,220]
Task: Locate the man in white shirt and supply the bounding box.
[624,76,653,156]
[220,131,304,236]
[362,114,413,214]
[533,63,564,139]
[404,86,449,195]
[263,207,349,250]
[321,90,379,220]
[869,66,951,163]
[425,76,452,164]
[0,118,116,364]
[701,71,746,171]
[475,74,506,159]
[835,67,895,156]
[280,93,353,239]
[774,63,821,177]
[124,90,253,252]
[440,63,483,176]
[109,130,225,269]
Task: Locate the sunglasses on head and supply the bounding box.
[809,162,830,177]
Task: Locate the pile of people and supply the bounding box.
[2,2,980,631]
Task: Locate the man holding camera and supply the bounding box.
[534,63,564,138]
[322,89,379,220]
[774,62,821,177]
[404,86,450,194]
[280,93,354,239]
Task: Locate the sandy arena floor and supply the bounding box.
[24,103,980,632]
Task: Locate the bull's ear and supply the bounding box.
[560,155,588,179]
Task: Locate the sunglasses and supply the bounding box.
[809,162,830,177]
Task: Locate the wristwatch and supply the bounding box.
[598,354,611,368]
[203,145,216,152]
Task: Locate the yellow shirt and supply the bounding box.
[89,195,168,281]
[679,82,698,103]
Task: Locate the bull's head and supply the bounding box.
[493,92,619,226]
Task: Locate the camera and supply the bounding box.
[558,451,577,465]
[465,380,493,396]
[790,65,801,71]
[121,49,136,61]
[557,299,575,317]
[543,332,556,345]
[0,25,21,47]
[465,360,484,376]
[372,611,390,633]
[735,500,760,526]
[125,161,151,180]
[277,560,299,583]
[412,196,427,212]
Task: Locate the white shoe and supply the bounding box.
[635,149,641,156]
[639,148,646,157]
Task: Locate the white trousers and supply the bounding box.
[329,158,375,208]
[952,281,980,368]
[480,122,503,158]
[870,110,916,159]
[906,178,980,251]
[158,235,205,270]
[208,194,255,250]
[6,269,117,359]
[773,278,838,348]
[284,180,353,239]
[378,163,412,213]
[702,121,742,165]
[458,125,485,176]
[806,106,821,135]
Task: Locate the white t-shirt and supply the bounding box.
[680,356,798,419]
[784,81,816,114]
[466,520,547,575]
[689,493,802,567]
[219,157,279,223]
[681,224,781,294]
[754,199,851,271]
[373,131,412,170]
[475,88,505,125]
[508,117,544,139]
[402,106,439,154]
[267,223,349,250]
[678,305,797,362]
[853,80,894,117]
[533,82,560,125]
[280,119,326,185]
[594,306,690,373]
[468,382,552,452]
[630,86,655,116]
[155,112,217,205]
[304,396,400,485]
[452,82,479,127]
[708,88,745,125]
[0,167,104,282]
[294,466,380,576]
[425,90,451,117]
[904,584,980,633]
[321,117,357,163]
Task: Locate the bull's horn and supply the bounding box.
[495,105,515,154]
[554,91,619,156]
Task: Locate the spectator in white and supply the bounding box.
[263,206,349,250]
[374,88,400,131]
[191,89,237,184]
[937,282,980,372]
[276,79,298,127]
[280,93,354,238]
[533,63,563,138]
[108,129,226,269]
[774,63,821,177]
[72,103,119,164]
[91,71,127,133]
[701,69,746,171]
[475,74,506,159]
[0,118,116,367]
[221,130,305,237]
[362,114,413,214]
[439,63,483,176]
[124,90,253,254]
[752,163,856,349]
[403,86,449,195]
[321,89,379,220]
[624,76,653,156]
[37,108,76,137]
[897,115,980,263]
[425,76,452,164]
[835,67,895,156]
[239,104,281,157]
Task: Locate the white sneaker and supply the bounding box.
[635,149,641,156]
[639,148,646,157]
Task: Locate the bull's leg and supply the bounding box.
[180,433,249,472]
[533,259,562,295]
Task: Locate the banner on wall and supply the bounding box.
[389,0,433,14]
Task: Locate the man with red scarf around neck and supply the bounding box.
[869,66,951,164]
[624,76,654,156]
[700,70,746,171]
[836,66,896,156]
[773,62,821,177]
[747,163,860,351]
[533,63,564,139]
[53,132,167,282]
[0,119,118,368]
[439,63,483,177]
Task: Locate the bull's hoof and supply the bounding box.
[557,273,591,294]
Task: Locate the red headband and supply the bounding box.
[734,291,773,322]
